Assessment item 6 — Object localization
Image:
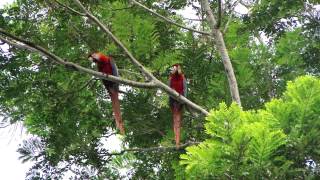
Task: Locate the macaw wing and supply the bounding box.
[183,76,187,97]
[110,59,119,77]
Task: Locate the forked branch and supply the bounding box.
[0,28,208,115]
[72,0,209,115]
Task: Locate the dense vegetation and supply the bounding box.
[0,0,319,179]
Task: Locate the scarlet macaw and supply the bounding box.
[88,52,125,134]
[169,64,187,147]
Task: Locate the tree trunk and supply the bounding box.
[200,0,241,106]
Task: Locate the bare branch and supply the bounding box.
[0,36,37,52]
[103,142,200,156]
[0,124,10,129]
[0,29,157,89]
[239,0,250,9]
[199,0,241,106]
[102,132,117,139]
[130,0,210,36]
[73,0,154,80]
[72,0,209,115]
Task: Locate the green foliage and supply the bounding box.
[180,76,320,179]
[276,29,304,66]
[266,76,320,177]
[180,103,286,179]
[245,0,305,37]
[1,0,320,178]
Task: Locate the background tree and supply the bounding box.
[0,0,319,179]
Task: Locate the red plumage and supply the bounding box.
[89,52,125,134]
[169,64,187,148]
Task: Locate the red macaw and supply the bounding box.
[169,64,187,147]
[88,52,125,134]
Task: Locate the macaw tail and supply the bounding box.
[109,89,125,134]
[172,106,182,148]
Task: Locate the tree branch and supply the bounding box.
[199,0,241,106]
[72,0,209,115]
[0,124,10,129]
[102,142,199,156]
[130,0,210,36]
[73,0,154,80]
[0,30,157,89]
[0,36,37,52]
[1,26,209,115]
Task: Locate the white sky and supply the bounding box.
[0,122,32,179]
[0,0,14,7]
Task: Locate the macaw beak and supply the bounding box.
[88,56,98,63]
[170,66,178,74]
[177,67,182,74]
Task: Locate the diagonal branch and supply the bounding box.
[130,0,210,36]
[0,124,10,129]
[73,0,153,80]
[72,0,209,115]
[0,27,208,115]
[0,31,157,89]
[0,36,37,52]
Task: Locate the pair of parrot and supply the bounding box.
[88,52,186,147]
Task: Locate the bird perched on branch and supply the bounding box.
[88,52,125,134]
[169,64,187,147]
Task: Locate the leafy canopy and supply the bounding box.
[180,76,320,179]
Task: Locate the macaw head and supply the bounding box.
[170,64,182,75]
[88,52,101,63]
